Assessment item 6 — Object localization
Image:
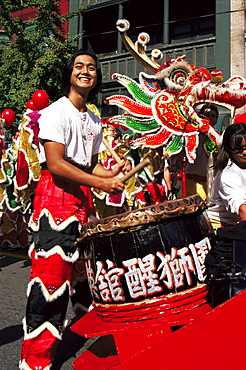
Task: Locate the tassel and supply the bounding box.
[207,152,214,204]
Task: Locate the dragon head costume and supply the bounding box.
[105,19,246,163]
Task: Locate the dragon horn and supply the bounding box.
[116,19,161,74]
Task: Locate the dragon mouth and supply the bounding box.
[191,80,246,112]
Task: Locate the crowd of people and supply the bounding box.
[0,48,245,369]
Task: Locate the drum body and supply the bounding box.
[78,195,215,323]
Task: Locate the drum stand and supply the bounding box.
[71,290,246,369]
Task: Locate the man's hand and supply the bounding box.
[100,177,125,194]
[111,160,131,178]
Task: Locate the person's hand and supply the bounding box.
[168,190,173,200]
[101,177,125,194]
[111,160,131,178]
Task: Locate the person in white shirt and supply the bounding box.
[20,50,129,370]
[207,122,246,230]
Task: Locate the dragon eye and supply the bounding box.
[170,68,188,86]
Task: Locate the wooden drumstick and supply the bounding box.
[102,138,122,164]
[120,157,150,183]
[102,138,150,183]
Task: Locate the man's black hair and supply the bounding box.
[200,104,219,119]
[61,50,102,102]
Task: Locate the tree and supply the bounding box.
[0,0,88,121]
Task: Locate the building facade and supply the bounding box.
[1,0,246,126]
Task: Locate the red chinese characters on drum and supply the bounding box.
[85,236,211,303]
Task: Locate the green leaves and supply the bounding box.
[0,0,87,121]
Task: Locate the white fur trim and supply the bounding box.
[163,77,183,91]
[34,244,80,262]
[22,316,65,341]
[29,208,80,232]
[156,61,193,80]
[19,359,52,370]
[27,277,71,302]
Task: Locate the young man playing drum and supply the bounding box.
[20,50,129,370]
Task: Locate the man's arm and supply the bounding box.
[44,141,125,194]
[163,166,172,191]
[239,204,246,220]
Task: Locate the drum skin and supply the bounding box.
[77,195,215,322]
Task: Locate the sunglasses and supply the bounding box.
[231,146,246,154]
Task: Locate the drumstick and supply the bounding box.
[120,157,150,183]
[102,138,150,182]
[102,138,122,164]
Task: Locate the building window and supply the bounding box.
[82,0,215,55]
[82,0,164,55]
[123,0,164,46]
[83,4,119,55]
[169,0,215,43]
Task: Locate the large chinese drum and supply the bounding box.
[77,195,215,324]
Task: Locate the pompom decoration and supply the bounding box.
[211,70,223,84]
[151,49,163,61]
[26,99,38,111]
[116,19,130,32]
[2,109,16,127]
[137,32,150,46]
[32,90,49,110]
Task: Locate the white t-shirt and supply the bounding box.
[207,160,246,225]
[38,96,102,167]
